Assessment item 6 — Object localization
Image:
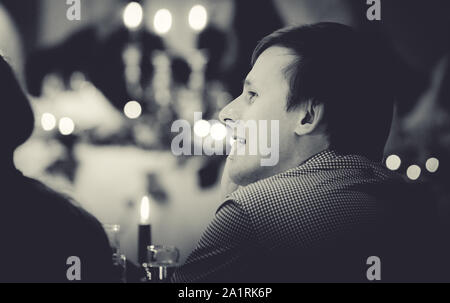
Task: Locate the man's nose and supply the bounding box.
[219,97,239,125]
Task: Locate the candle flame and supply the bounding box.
[140,196,150,224]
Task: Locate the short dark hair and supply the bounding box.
[251,22,396,161]
[0,55,34,154]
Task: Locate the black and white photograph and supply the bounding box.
[1,0,450,288]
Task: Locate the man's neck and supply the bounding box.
[295,140,331,167]
[276,144,329,176]
[242,140,330,186]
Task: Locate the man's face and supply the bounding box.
[219,46,301,186]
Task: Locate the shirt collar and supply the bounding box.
[294,148,339,169]
[300,148,339,166]
[271,149,350,179]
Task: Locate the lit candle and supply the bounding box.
[138,196,152,265]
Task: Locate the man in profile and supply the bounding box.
[0,55,115,282]
[173,23,443,282]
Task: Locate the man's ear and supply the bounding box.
[294,101,325,136]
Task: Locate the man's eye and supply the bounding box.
[247,91,258,103]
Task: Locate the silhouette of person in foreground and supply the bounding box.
[0,55,115,282]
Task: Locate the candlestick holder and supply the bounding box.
[103,224,127,283]
[143,245,180,283]
[138,224,151,265]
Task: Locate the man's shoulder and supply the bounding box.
[229,152,402,207]
[226,153,404,246]
[228,168,377,221]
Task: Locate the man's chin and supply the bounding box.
[228,157,266,187]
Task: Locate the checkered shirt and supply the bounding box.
[172,149,413,282]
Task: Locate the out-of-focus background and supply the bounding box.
[1,0,449,264]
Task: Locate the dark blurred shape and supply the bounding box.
[197,25,228,81]
[1,0,39,53]
[374,179,449,282]
[171,56,192,87]
[25,26,164,110]
[363,0,450,115]
[226,0,284,97]
[438,57,450,112]
[146,173,168,204]
[46,134,79,183]
[0,55,116,282]
[0,57,34,155]
[355,21,431,116]
[197,156,223,189]
[125,259,146,283]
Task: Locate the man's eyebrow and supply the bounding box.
[243,78,253,87]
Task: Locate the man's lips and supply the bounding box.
[228,135,246,160]
[231,135,246,145]
[226,122,246,145]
